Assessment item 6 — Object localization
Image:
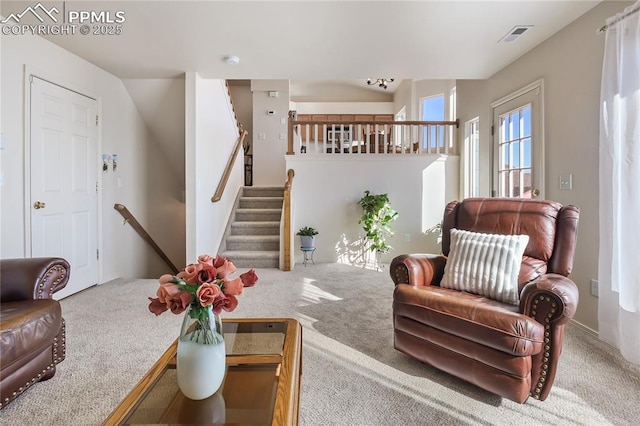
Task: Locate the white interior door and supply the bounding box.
[492,82,544,198]
[30,76,98,299]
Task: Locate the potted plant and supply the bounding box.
[296,226,318,248]
[358,190,398,268]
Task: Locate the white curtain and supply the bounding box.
[598,1,640,365]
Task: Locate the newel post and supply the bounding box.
[287,110,297,155]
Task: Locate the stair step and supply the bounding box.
[239,197,284,209]
[231,221,280,235]
[226,235,280,251]
[222,250,279,268]
[236,208,282,222]
[221,187,284,268]
[243,187,284,198]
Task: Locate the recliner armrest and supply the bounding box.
[0,257,70,302]
[519,273,579,325]
[390,254,446,287]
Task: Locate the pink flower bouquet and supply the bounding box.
[148,254,258,320]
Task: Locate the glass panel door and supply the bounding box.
[492,82,543,198]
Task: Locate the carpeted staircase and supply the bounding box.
[221,187,284,268]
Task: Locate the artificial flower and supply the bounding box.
[222,277,243,296]
[196,282,221,307]
[148,253,257,318]
[240,269,259,287]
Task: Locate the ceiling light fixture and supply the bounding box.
[367,78,394,89]
[224,55,240,65]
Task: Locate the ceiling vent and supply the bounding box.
[499,26,533,43]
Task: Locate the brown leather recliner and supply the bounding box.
[0,257,69,409]
[390,198,579,403]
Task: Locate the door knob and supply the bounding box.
[531,188,540,197]
[33,201,46,209]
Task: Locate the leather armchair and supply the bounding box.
[390,198,579,403]
[0,257,69,409]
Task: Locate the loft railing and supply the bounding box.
[282,169,295,271]
[212,130,249,203]
[113,203,180,274]
[287,111,459,156]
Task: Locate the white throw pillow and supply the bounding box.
[441,229,529,305]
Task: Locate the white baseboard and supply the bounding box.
[570,319,599,338]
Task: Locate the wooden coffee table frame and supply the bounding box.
[102,318,302,426]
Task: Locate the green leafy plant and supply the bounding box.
[357,190,398,254]
[296,226,318,236]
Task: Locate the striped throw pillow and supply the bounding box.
[441,229,529,305]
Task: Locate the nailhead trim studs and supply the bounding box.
[529,293,559,399]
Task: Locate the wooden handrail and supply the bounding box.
[283,169,295,271]
[113,204,180,274]
[212,130,248,203]
[290,119,459,127]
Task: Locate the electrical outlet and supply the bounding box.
[590,279,599,297]
[404,234,411,242]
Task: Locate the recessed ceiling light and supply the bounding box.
[224,55,240,65]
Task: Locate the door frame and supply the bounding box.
[489,79,545,199]
[23,66,104,283]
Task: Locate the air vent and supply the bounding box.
[499,26,533,43]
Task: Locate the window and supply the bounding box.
[421,94,445,148]
[394,107,406,150]
[464,118,480,197]
[449,87,457,149]
[497,105,532,198]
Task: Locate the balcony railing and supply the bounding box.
[288,111,459,156]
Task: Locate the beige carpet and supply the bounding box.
[1,263,639,425]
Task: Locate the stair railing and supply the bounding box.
[282,169,295,271]
[225,80,244,136]
[113,204,180,274]
[212,130,249,203]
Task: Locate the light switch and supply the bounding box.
[559,174,572,190]
[279,133,286,140]
[280,118,286,125]
[258,133,266,140]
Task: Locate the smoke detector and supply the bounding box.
[499,26,533,43]
[224,55,240,65]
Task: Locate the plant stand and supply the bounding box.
[300,247,315,266]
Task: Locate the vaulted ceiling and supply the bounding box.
[1,1,602,82]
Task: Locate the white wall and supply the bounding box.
[1,32,183,281]
[227,83,253,155]
[294,102,394,115]
[122,78,186,186]
[393,79,414,118]
[455,1,633,331]
[286,155,459,265]
[185,74,243,262]
[251,80,290,186]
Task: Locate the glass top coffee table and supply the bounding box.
[102,318,302,426]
